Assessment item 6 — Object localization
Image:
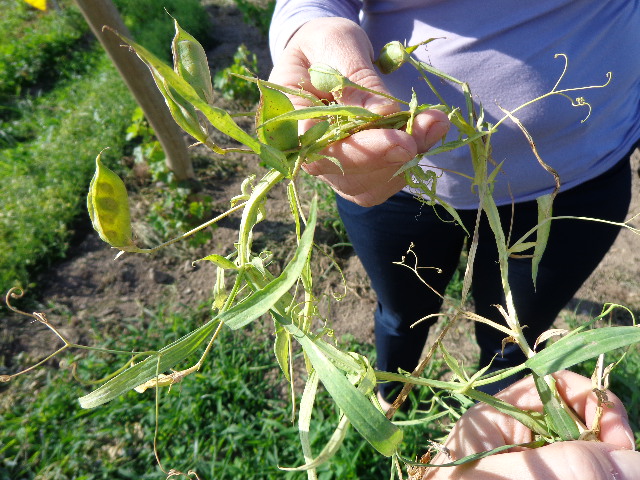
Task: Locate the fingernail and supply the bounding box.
[624,428,636,451]
[383,144,412,165]
[423,120,450,150]
[609,450,640,480]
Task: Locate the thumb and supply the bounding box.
[271,17,399,116]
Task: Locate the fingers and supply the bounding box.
[437,370,635,467]
[269,17,451,206]
[269,17,400,115]
[553,371,634,449]
[424,441,640,480]
[493,371,633,449]
[299,109,449,206]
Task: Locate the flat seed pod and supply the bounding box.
[87,152,135,248]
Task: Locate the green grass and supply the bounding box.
[0,54,137,293]
[0,305,456,479]
[0,0,91,99]
[0,0,213,294]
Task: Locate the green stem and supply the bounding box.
[237,169,285,265]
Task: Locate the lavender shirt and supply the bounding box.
[270,0,640,209]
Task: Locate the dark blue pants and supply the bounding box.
[337,156,633,400]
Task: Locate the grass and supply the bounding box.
[0,54,137,294]
[0,304,457,479]
[0,0,213,295]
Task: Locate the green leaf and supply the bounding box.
[192,254,237,270]
[508,242,537,254]
[78,318,220,408]
[464,388,550,437]
[274,325,292,382]
[533,194,553,289]
[533,373,580,440]
[300,121,330,147]
[223,197,317,330]
[273,311,403,457]
[526,326,640,376]
[259,105,379,129]
[400,439,546,468]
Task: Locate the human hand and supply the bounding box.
[422,370,638,480]
[269,17,450,207]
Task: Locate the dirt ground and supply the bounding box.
[2,1,639,378]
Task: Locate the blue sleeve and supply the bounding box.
[269,0,362,62]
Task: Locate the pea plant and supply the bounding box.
[4,20,640,479]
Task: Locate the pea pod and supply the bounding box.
[171,19,214,104]
[256,80,298,151]
[87,152,135,249]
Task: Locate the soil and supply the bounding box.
[2,1,639,380]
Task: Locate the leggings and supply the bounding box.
[336,155,633,400]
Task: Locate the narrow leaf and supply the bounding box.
[508,242,537,254]
[274,325,291,382]
[533,194,553,289]
[533,373,580,440]
[526,326,640,376]
[192,254,237,270]
[400,439,546,468]
[79,318,220,408]
[273,313,403,457]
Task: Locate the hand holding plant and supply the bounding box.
[419,371,639,480]
[269,17,450,206]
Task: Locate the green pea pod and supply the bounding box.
[256,80,298,151]
[171,19,214,104]
[87,152,135,249]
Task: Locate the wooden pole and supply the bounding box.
[74,0,195,182]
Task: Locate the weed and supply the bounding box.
[113,0,215,63]
[213,44,260,107]
[233,0,276,37]
[125,108,214,249]
[0,305,451,478]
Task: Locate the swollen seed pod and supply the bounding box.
[375,41,409,74]
[87,152,135,249]
[256,80,298,151]
[308,63,353,94]
[171,19,214,104]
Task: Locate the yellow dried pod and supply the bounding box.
[87,152,135,249]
